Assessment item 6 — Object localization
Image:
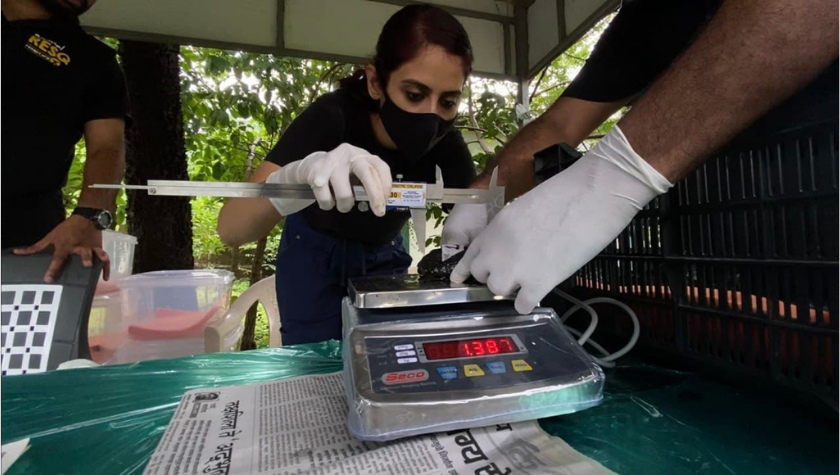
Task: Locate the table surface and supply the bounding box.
[1,342,836,475]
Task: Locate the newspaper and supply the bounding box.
[1,438,30,475]
[145,372,612,475]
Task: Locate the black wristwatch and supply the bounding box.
[72,207,113,230]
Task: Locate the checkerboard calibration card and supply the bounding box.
[1,250,102,375]
[1,285,63,375]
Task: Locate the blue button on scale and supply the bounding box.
[486,362,506,374]
[436,366,458,380]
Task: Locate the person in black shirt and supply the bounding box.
[217,5,476,344]
[443,0,838,314]
[2,0,130,282]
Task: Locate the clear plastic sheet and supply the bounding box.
[342,303,605,441]
[1,344,835,474]
[0,342,342,475]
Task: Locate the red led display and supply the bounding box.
[423,337,517,360]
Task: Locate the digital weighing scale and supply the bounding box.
[342,275,605,441]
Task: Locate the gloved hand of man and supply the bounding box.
[266,143,392,217]
[440,203,488,249]
[451,126,673,314]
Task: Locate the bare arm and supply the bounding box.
[620,0,838,182]
[15,118,125,281]
[78,118,125,213]
[217,161,283,247]
[473,96,625,200]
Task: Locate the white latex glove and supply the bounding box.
[451,126,673,314]
[266,143,392,217]
[440,203,488,248]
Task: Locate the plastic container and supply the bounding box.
[86,231,136,363]
[110,269,235,364]
[87,287,125,364]
[101,230,138,281]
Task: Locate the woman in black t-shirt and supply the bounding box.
[217,5,476,345]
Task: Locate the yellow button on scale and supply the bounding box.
[511,359,533,372]
[463,364,485,377]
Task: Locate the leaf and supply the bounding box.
[207,55,230,75]
[265,115,279,135]
[210,109,230,126]
[236,102,251,119]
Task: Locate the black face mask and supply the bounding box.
[379,95,456,162]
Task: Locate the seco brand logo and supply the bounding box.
[382,369,429,385]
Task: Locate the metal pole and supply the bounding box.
[514,1,530,125]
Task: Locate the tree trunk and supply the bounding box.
[239,237,267,351]
[119,41,194,272]
[230,246,241,279]
[236,135,266,349]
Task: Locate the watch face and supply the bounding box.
[96,210,113,229]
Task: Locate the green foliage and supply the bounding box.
[191,197,227,264]
[424,204,446,248]
[529,14,615,115]
[62,141,86,211]
[63,46,349,272]
[527,14,625,150]
[179,47,353,263]
[63,140,128,231]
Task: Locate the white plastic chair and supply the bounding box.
[204,275,281,352]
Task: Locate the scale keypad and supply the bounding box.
[365,325,591,394]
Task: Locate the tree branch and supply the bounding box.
[245,135,262,179]
[532,80,571,99]
[467,77,494,155]
[564,52,587,62]
[455,125,488,133]
[529,67,549,103]
[309,63,343,103]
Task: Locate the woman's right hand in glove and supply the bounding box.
[440,203,489,249]
[266,143,393,217]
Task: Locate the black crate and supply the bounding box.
[567,119,839,408]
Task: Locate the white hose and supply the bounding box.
[556,290,599,347]
[551,288,640,369]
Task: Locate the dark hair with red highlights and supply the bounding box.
[339,4,473,110]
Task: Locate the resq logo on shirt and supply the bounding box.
[25,34,71,66]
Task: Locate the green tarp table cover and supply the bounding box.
[1,342,836,474]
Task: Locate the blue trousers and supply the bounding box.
[275,214,412,345]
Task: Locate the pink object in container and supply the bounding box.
[127,302,223,340]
